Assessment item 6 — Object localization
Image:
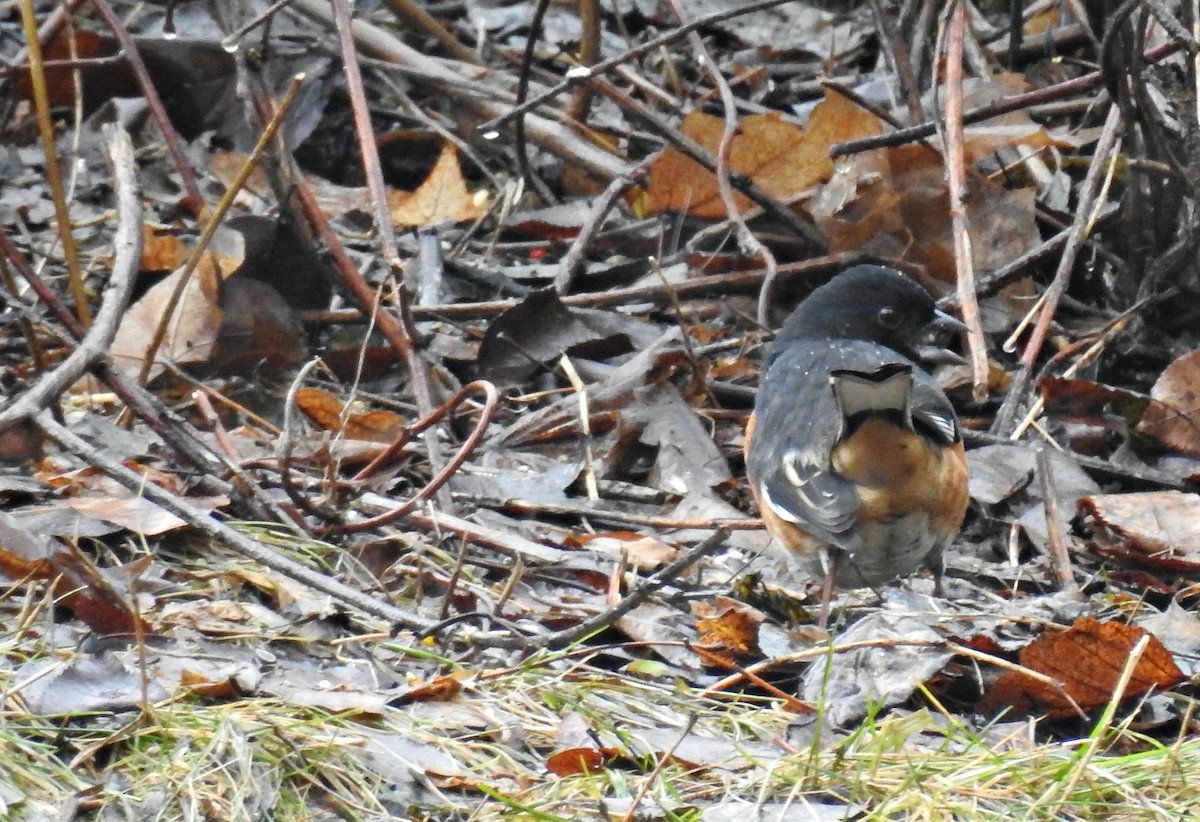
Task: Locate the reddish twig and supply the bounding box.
[340,380,500,531]
[830,40,1182,158]
[940,0,988,404]
[329,0,400,269]
[87,0,203,207]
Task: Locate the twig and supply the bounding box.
[621,713,700,822]
[512,0,559,205]
[87,0,203,206]
[992,105,1123,436]
[867,0,922,120]
[19,0,89,327]
[669,0,781,324]
[37,414,437,633]
[396,507,567,563]
[830,41,1181,157]
[0,125,139,427]
[306,254,850,323]
[1035,447,1081,595]
[339,381,500,531]
[477,0,799,132]
[467,530,729,649]
[559,357,599,501]
[940,0,989,404]
[379,0,479,64]
[554,159,649,293]
[475,497,760,532]
[329,0,401,269]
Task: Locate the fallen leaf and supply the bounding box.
[641,91,884,218]
[295,387,407,443]
[389,143,488,227]
[691,596,765,659]
[1137,349,1200,457]
[981,618,1183,719]
[1079,491,1200,571]
[0,511,150,636]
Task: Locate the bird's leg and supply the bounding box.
[925,548,945,597]
[816,548,841,629]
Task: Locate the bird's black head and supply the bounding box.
[773,265,961,359]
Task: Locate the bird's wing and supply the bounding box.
[910,375,960,445]
[746,343,867,546]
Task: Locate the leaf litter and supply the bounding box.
[3,0,1200,819]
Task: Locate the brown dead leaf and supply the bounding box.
[691,596,764,659]
[61,494,188,536]
[476,288,659,386]
[107,252,229,382]
[294,388,407,443]
[389,143,488,227]
[811,142,1041,286]
[1041,376,1152,427]
[1079,491,1200,572]
[547,712,622,776]
[577,531,679,570]
[981,618,1183,719]
[0,511,150,637]
[640,91,884,218]
[1137,349,1200,457]
[391,674,465,704]
[956,74,1071,165]
[104,230,306,382]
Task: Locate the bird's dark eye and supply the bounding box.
[877,306,901,329]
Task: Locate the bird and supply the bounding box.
[744,264,970,628]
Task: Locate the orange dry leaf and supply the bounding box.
[294,388,407,443]
[140,228,189,272]
[547,712,622,776]
[811,142,1041,287]
[691,596,764,659]
[981,618,1183,719]
[391,673,465,704]
[640,91,884,218]
[389,143,488,227]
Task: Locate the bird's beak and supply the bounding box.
[917,309,967,365]
[929,309,967,336]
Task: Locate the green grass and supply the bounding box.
[4,640,1196,820]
